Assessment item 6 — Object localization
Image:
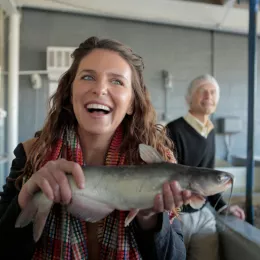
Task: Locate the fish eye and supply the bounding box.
[217,174,230,183]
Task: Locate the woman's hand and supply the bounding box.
[18,159,85,210]
[222,205,245,220]
[136,181,191,230]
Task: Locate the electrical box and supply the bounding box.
[216,116,242,134]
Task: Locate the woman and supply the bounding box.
[0,36,191,260]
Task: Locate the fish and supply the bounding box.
[15,143,234,242]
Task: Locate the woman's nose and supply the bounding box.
[92,80,108,96]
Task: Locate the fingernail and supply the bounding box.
[157,194,162,201]
[171,181,178,187]
[80,183,85,189]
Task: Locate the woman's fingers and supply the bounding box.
[170,181,183,208]
[154,194,164,212]
[46,159,83,204]
[57,159,85,189]
[30,176,54,201]
[138,181,191,218]
[18,159,85,210]
[51,169,71,204]
[163,182,175,211]
[182,190,192,205]
[154,181,187,214]
[40,166,61,203]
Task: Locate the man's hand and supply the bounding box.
[222,205,245,220]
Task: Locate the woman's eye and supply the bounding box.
[82,75,94,81]
[112,79,123,85]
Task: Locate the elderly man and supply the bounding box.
[166,74,245,260]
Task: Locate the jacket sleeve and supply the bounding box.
[0,143,35,259]
[133,212,186,260]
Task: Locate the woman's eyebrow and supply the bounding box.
[108,72,129,82]
[78,69,96,75]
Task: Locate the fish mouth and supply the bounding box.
[224,178,233,189]
[189,177,233,197]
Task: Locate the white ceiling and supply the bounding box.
[1,0,259,35]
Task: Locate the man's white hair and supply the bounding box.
[185,74,220,105]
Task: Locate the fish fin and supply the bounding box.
[15,193,53,242]
[139,144,165,164]
[33,200,53,242]
[15,200,38,229]
[189,194,206,209]
[67,195,114,223]
[15,193,46,228]
[125,209,140,227]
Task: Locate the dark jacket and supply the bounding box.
[0,143,186,260]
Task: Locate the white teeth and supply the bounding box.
[86,103,110,111]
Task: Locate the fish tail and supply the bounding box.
[33,202,53,242]
[15,193,53,242]
[15,199,38,229]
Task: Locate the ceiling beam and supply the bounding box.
[211,0,226,4]
[186,0,226,4]
[16,0,260,35]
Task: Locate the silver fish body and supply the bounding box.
[15,144,234,242]
[68,163,231,211]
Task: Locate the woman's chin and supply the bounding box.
[78,124,116,136]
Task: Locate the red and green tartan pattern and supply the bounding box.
[23,125,177,259]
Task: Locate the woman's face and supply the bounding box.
[72,49,133,136]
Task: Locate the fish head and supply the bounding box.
[189,168,234,197]
[137,143,234,197]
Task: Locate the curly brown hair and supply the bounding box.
[16,36,174,188]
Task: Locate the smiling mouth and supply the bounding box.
[87,108,110,114]
[84,104,112,115]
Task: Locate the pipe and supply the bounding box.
[210,30,216,123]
[162,70,173,122]
[18,70,48,75]
[211,30,216,78]
[2,70,61,75]
[8,11,20,170]
[246,0,259,225]
[216,0,236,29]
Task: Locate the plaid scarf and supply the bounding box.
[24,125,177,259]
